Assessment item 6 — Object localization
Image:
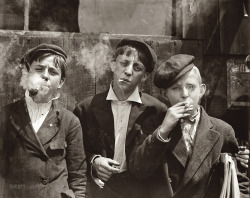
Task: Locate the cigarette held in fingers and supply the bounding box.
[184,98,193,108]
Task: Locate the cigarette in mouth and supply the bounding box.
[184,98,193,108]
[29,88,39,96]
[118,79,124,82]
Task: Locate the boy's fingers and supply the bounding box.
[236,156,248,164]
[109,166,120,173]
[238,150,250,155]
[240,162,248,168]
[107,159,120,166]
[173,101,188,107]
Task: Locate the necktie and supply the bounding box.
[181,119,195,155]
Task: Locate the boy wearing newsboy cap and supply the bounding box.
[74,37,167,198]
[129,54,249,198]
[0,44,87,198]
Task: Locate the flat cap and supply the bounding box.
[116,37,157,73]
[21,43,67,69]
[154,54,195,89]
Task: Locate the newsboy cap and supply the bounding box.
[154,54,195,89]
[21,43,67,70]
[116,37,157,73]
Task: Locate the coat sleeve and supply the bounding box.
[65,116,87,198]
[128,114,169,179]
[73,102,98,166]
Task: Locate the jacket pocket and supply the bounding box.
[50,138,67,150]
[47,138,67,164]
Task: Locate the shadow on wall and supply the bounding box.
[29,0,80,32]
[0,0,80,32]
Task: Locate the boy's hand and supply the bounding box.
[235,149,249,168]
[160,101,193,139]
[93,156,120,182]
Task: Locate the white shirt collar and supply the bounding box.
[106,84,142,104]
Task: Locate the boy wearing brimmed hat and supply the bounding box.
[74,37,167,198]
[129,54,249,198]
[0,44,87,198]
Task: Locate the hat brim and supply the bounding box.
[116,38,157,73]
[169,63,194,86]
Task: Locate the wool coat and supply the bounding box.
[129,107,250,198]
[0,98,87,198]
[73,90,167,198]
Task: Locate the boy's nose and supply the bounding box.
[42,69,49,81]
[124,64,133,76]
[182,87,189,97]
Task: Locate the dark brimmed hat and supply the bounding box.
[154,54,195,89]
[116,37,157,73]
[21,43,67,70]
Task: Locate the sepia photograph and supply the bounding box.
[0,0,249,197]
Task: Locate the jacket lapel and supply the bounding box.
[125,103,147,146]
[9,99,49,158]
[36,108,60,146]
[93,98,115,151]
[175,108,220,193]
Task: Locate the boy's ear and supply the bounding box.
[58,79,65,89]
[110,61,116,72]
[141,72,149,83]
[160,89,169,101]
[199,83,206,98]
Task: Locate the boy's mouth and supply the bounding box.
[184,98,194,108]
[118,78,130,83]
[29,88,39,96]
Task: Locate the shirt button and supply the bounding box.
[42,179,48,185]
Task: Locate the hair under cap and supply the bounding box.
[21,43,67,70]
[154,54,195,89]
[116,37,157,73]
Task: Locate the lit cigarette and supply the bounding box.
[243,1,248,17]
[184,104,189,108]
[184,98,193,108]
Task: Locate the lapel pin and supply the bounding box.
[49,123,53,127]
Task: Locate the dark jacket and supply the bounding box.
[74,90,167,198]
[0,98,87,198]
[129,107,250,198]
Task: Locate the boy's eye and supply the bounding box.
[133,64,143,71]
[119,60,128,65]
[35,67,43,72]
[187,85,195,90]
[49,70,59,75]
[172,87,180,91]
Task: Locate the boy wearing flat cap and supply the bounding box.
[74,37,167,198]
[129,54,250,198]
[0,44,87,198]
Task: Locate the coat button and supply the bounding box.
[42,179,48,185]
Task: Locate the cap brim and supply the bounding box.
[169,63,194,86]
[116,38,157,72]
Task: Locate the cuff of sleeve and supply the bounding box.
[157,126,171,142]
[90,154,101,165]
[90,155,105,188]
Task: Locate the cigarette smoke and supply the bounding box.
[72,34,113,80]
[19,66,29,90]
